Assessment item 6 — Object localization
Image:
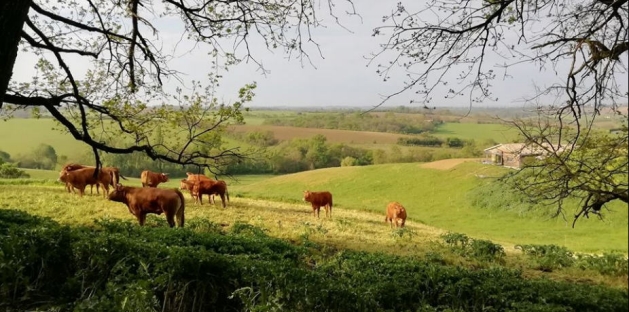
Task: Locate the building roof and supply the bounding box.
[484,143,566,156]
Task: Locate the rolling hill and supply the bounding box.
[233,161,628,253]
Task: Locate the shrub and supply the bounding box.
[515,244,575,272]
[0,162,30,178]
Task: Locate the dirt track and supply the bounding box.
[420,158,483,170]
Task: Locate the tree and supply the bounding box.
[505,118,628,226]
[369,0,628,223]
[0,0,356,174]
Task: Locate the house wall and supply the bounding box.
[503,152,520,168]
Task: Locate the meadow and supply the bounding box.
[1,110,628,310]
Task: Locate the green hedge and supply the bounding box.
[0,209,627,311]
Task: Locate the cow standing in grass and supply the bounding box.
[184,172,215,204]
[385,201,407,228]
[140,170,169,187]
[189,179,229,207]
[108,184,185,228]
[303,190,333,218]
[61,163,126,193]
[58,167,112,197]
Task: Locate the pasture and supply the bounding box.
[234,161,628,254]
[2,158,628,310]
[1,173,628,291]
[6,160,628,255]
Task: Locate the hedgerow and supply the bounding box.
[0,209,627,312]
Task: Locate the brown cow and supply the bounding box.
[303,190,333,218]
[61,163,127,192]
[179,179,201,203]
[108,184,185,228]
[190,179,229,208]
[385,201,407,228]
[184,172,215,203]
[58,167,112,197]
[140,170,169,187]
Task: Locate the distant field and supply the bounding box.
[0,118,91,157]
[230,124,412,144]
[432,123,521,142]
[234,161,628,254]
[0,118,254,159]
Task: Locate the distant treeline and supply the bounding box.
[262,112,442,134]
[4,131,487,177]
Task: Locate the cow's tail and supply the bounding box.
[119,174,128,181]
[109,171,116,187]
[175,189,185,228]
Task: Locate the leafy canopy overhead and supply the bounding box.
[0,0,357,173]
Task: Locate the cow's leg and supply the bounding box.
[219,194,226,208]
[210,194,215,204]
[101,183,109,198]
[96,183,100,195]
[165,211,175,228]
[78,186,86,197]
[137,212,147,226]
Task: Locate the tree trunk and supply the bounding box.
[0,0,31,107]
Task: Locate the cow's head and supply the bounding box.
[179,179,190,190]
[302,190,312,202]
[108,183,128,203]
[160,173,169,182]
[57,170,70,182]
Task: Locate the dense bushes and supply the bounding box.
[263,111,441,134]
[516,244,629,276]
[0,151,30,178]
[1,209,627,312]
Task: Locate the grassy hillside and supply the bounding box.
[234,161,628,253]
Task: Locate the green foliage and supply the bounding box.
[441,232,505,263]
[515,244,575,272]
[340,156,357,167]
[398,135,444,147]
[263,111,440,134]
[14,143,58,170]
[0,162,30,178]
[575,253,629,277]
[0,150,11,162]
[0,209,626,312]
[517,244,629,276]
[470,179,541,214]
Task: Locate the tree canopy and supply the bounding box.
[0,0,356,173]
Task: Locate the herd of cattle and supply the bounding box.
[56,163,408,229]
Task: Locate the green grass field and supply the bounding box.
[1,161,628,290]
[234,161,628,254]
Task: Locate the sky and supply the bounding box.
[10,0,629,110]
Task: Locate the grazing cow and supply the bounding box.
[140,170,169,187]
[58,167,112,197]
[61,163,127,192]
[302,190,333,218]
[190,179,229,207]
[179,179,200,203]
[385,201,407,228]
[184,172,215,203]
[108,184,185,228]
